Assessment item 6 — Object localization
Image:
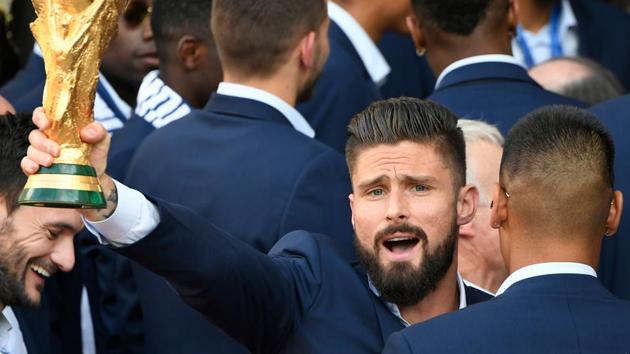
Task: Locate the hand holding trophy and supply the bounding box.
[19,0,127,208]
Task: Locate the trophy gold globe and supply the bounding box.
[18,0,128,208]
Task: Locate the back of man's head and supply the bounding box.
[345,97,466,189]
[0,113,33,213]
[529,57,625,105]
[411,0,507,36]
[501,106,615,238]
[151,0,213,63]
[211,0,327,77]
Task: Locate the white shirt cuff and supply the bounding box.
[83,179,160,247]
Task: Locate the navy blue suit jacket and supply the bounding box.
[428,61,588,134]
[383,273,630,354]
[0,51,44,105]
[590,95,630,300]
[571,0,630,91]
[114,199,490,354]
[378,32,435,99]
[108,114,156,179]
[123,93,355,354]
[12,306,50,354]
[297,21,381,153]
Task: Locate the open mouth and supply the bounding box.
[29,264,51,279]
[382,235,421,257]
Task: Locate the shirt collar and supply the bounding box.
[0,307,13,349]
[496,262,597,296]
[216,82,315,138]
[134,70,192,129]
[327,1,391,86]
[368,273,468,327]
[435,54,526,89]
[559,0,578,38]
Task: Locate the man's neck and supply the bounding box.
[398,263,460,325]
[431,44,512,79]
[334,1,386,43]
[517,0,555,33]
[222,72,299,107]
[458,248,507,294]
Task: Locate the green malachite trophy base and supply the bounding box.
[18,163,106,209]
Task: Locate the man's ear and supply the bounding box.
[490,183,508,229]
[299,31,317,69]
[457,184,478,226]
[177,35,205,71]
[507,0,518,38]
[605,191,624,236]
[406,15,426,54]
[349,193,355,228]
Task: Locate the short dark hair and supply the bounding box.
[0,113,34,213]
[211,0,327,77]
[411,0,503,35]
[151,0,214,58]
[346,97,466,188]
[501,106,615,229]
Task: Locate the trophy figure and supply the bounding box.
[19,0,127,208]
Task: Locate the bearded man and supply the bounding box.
[23,97,491,354]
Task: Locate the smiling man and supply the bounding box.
[0,113,83,354]
[23,98,490,354]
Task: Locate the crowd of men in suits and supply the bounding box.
[0,0,629,353]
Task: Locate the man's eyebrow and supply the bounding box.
[357,175,388,190]
[43,222,81,234]
[398,174,438,185]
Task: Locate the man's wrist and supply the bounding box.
[82,174,118,221]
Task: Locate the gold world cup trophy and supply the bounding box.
[18,0,128,208]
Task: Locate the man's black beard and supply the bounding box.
[356,222,458,307]
[0,234,37,308]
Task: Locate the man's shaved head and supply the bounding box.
[500,106,615,237]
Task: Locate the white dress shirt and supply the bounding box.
[434,54,527,89]
[327,1,391,86]
[0,307,27,354]
[216,82,315,138]
[368,273,470,327]
[496,262,597,296]
[511,0,579,66]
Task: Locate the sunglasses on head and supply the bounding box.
[123,1,152,28]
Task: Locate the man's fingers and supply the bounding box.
[27,145,55,167]
[32,107,51,130]
[80,122,108,144]
[21,156,41,176]
[28,129,59,157]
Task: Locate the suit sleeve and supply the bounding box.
[382,331,414,354]
[280,149,355,260]
[114,199,324,354]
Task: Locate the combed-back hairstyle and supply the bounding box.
[346,97,466,188]
[0,113,34,213]
[411,0,503,36]
[501,106,615,230]
[211,0,327,77]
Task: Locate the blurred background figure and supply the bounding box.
[591,95,630,301]
[513,0,630,91]
[408,0,586,135]
[529,57,624,105]
[297,0,412,153]
[457,119,507,294]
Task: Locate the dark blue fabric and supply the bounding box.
[12,302,53,354]
[108,114,156,180]
[377,32,435,99]
[123,93,356,354]
[383,274,630,354]
[115,199,490,354]
[297,21,381,153]
[428,61,588,134]
[0,52,44,104]
[571,0,630,91]
[590,95,630,300]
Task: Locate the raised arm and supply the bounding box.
[22,109,323,353]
